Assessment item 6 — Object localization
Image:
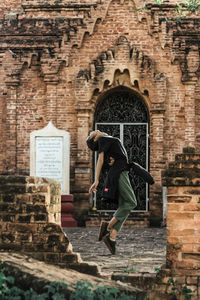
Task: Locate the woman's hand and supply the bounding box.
[89,152,104,193]
[89,180,99,193]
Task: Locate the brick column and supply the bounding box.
[72,108,93,223]
[184,82,196,147]
[74,109,91,198]
[162,146,200,275]
[149,108,165,225]
[76,109,91,164]
[3,50,24,174]
[0,92,6,173]
[43,76,59,125]
[4,80,19,173]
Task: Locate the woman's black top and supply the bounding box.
[87,135,154,203]
[98,136,129,202]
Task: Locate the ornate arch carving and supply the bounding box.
[95,85,149,123]
[74,35,168,115]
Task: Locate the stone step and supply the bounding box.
[0,252,146,298]
[86,210,150,227]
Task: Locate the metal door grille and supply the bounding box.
[93,87,149,211]
[94,123,149,211]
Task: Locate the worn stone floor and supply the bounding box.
[64,227,166,276]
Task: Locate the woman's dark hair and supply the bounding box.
[86,135,99,151]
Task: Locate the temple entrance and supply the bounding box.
[94,86,149,211]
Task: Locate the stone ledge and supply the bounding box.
[0,252,146,298]
[21,0,99,9]
[162,148,200,186]
[112,272,157,291]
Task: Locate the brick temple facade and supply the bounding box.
[0,0,199,226]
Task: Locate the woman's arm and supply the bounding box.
[89,152,104,193]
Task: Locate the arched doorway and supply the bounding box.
[94,86,149,211]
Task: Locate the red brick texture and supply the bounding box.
[0,175,100,275]
[157,147,200,298]
[0,0,199,224]
[162,147,200,273]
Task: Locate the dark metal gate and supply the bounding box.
[94,87,149,211]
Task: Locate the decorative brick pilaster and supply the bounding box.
[149,108,165,225]
[4,84,18,174]
[73,108,92,217]
[184,83,197,147]
[156,147,200,298]
[162,147,200,274]
[3,50,24,174]
[43,78,59,126]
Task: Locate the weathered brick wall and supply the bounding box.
[158,147,200,298]
[0,175,100,275]
[0,0,21,18]
[163,147,200,271]
[17,66,46,174]
[0,0,199,224]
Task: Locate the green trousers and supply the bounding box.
[112,171,137,232]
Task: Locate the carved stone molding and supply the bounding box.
[21,0,99,10]
[75,36,157,109]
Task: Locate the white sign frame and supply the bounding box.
[30,121,70,194]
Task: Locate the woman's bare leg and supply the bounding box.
[107,217,118,230]
[110,229,117,240]
[107,217,118,240]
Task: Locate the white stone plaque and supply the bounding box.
[30,121,70,194]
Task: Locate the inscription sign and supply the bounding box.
[30,121,70,194]
[35,137,63,190]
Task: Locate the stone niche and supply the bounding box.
[30,121,70,195]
